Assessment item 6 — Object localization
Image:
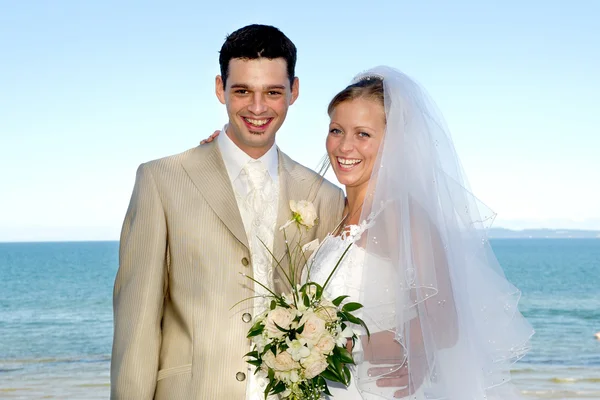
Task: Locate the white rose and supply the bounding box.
[290,200,318,229]
[297,311,327,346]
[314,334,336,355]
[263,350,300,372]
[265,307,295,339]
[301,348,329,379]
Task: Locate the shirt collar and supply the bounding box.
[218,124,279,184]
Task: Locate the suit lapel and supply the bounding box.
[181,142,249,249]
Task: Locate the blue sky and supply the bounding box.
[1,0,598,241]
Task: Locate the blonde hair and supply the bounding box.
[327,77,384,115]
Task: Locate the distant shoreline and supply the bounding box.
[488,228,600,239]
[1,228,599,243]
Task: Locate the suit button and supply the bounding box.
[236,371,246,381]
[242,313,252,323]
[241,257,249,266]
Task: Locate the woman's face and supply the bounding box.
[326,97,385,194]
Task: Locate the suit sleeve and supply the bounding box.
[111,163,167,399]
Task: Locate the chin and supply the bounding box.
[334,175,357,187]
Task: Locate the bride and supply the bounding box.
[301,66,534,399]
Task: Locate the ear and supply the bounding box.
[289,77,299,105]
[215,75,226,105]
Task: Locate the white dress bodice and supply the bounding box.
[303,227,366,306]
[302,225,424,400]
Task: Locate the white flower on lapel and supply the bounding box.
[280,200,318,230]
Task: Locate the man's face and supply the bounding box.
[216,58,299,158]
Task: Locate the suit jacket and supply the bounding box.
[110,140,345,399]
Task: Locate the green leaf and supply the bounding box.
[263,343,273,355]
[303,292,310,307]
[332,295,350,307]
[247,359,261,367]
[263,382,273,400]
[342,302,363,313]
[356,317,371,338]
[317,376,332,396]
[247,323,264,338]
[333,354,344,377]
[341,311,361,325]
[271,381,287,394]
[335,346,355,364]
[315,283,324,300]
[343,365,352,385]
[296,323,305,334]
[270,300,276,310]
[244,350,259,358]
[320,368,343,383]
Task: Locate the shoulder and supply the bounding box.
[138,142,217,177]
[279,150,343,200]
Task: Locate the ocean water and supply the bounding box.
[0,239,599,399]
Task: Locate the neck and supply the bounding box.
[226,128,272,160]
[344,185,367,224]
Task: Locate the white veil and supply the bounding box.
[351,66,534,399]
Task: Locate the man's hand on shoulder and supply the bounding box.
[200,130,220,145]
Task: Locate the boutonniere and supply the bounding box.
[280,200,318,231]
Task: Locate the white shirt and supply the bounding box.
[218,124,279,196]
[217,124,280,400]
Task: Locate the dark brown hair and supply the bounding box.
[219,24,297,88]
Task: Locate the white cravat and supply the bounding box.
[242,160,270,221]
[239,161,279,400]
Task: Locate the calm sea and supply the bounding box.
[0,239,599,399]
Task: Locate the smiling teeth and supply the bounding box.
[245,118,269,126]
[337,157,361,165]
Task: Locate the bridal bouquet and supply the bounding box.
[241,200,370,400]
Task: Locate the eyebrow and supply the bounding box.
[329,122,377,132]
[229,84,287,90]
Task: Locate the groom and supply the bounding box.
[110,24,345,399]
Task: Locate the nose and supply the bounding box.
[339,134,354,153]
[247,93,268,115]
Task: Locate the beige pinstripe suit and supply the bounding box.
[111,140,345,399]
